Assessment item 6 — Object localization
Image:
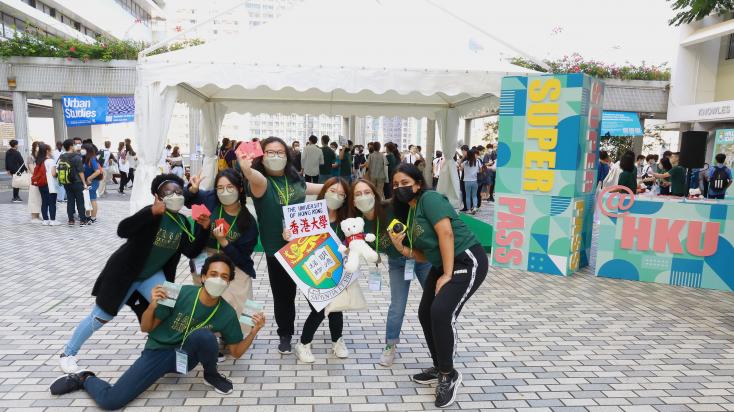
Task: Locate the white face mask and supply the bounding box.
[74,144,82,151]
[217,188,239,206]
[80,149,87,156]
[163,193,185,212]
[354,194,375,213]
[203,277,228,297]
[325,192,345,210]
[263,156,287,173]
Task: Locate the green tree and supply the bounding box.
[482,119,498,145]
[601,136,634,162]
[667,0,734,26]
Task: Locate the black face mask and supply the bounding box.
[395,186,418,203]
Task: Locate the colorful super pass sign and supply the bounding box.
[62,96,134,127]
[492,73,604,276]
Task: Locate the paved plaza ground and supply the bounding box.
[1,190,734,412]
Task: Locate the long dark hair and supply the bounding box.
[619,150,636,173]
[386,142,401,162]
[318,177,350,222]
[82,143,96,166]
[465,148,477,167]
[348,178,386,224]
[391,163,428,223]
[660,157,672,172]
[251,136,301,181]
[214,168,254,234]
[36,143,49,166]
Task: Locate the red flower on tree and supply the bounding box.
[69,46,76,53]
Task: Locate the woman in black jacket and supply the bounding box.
[184,168,258,333]
[58,173,210,374]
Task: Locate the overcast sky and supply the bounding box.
[431,0,679,67]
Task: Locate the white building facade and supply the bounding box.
[667,12,734,160]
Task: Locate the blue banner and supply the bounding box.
[601,111,643,137]
[62,95,134,127]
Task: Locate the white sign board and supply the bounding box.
[283,199,330,240]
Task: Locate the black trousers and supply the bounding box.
[300,302,343,344]
[12,187,20,199]
[266,255,298,338]
[64,182,87,222]
[459,179,466,210]
[305,174,319,183]
[418,244,488,373]
[476,183,484,207]
[119,171,129,193]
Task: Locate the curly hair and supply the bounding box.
[151,173,185,196]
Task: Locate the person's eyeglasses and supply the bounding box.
[216,185,236,193]
[328,190,346,200]
[161,189,183,197]
[265,150,286,158]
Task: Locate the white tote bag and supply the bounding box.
[11,169,30,189]
[324,281,367,315]
[83,188,92,215]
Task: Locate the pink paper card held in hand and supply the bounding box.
[236,141,264,159]
[214,218,230,234]
[191,204,211,220]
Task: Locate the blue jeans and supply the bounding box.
[56,180,66,201]
[464,180,478,210]
[64,271,166,356]
[38,185,57,221]
[83,328,219,410]
[386,255,431,344]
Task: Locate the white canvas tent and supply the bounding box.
[130,0,537,211]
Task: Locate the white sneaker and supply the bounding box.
[49,221,62,226]
[379,344,397,367]
[332,337,349,359]
[59,354,81,373]
[294,342,315,363]
[42,220,50,226]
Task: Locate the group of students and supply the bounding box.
[49,136,490,409]
[456,144,497,215]
[600,149,733,199]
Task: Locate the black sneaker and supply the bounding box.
[412,366,439,384]
[12,198,22,203]
[218,352,226,363]
[203,372,233,395]
[278,335,292,354]
[435,370,462,408]
[49,371,95,395]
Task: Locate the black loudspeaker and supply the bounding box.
[678,131,708,168]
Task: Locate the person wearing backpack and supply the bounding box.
[58,139,89,226]
[708,153,733,199]
[82,144,102,223]
[96,141,112,198]
[32,144,59,226]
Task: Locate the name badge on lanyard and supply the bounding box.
[368,265,381,291]
[175,349,188,374]
[404,259,415,281]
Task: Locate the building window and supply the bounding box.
[728,34,734,60]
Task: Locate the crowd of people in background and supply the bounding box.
[597,148,733,199]
[5,137,138,225]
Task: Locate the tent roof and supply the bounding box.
[139,0,536,116]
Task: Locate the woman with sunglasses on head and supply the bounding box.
[237,136,323,354]
[292,177,350,363]
[387,163,488,409]
[185,168,259,338]
[58,173,211,374]
[348,178,431,367]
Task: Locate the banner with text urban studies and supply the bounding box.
[62,95,135,127]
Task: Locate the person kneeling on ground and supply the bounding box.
[50,254,266,410]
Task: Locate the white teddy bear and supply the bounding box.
[339,217,379,273]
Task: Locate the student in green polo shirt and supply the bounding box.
[348,178,431,367]
[339,140,353,183]
[58,174,211,375]
[50,254,266,410]
[387,163,488,409]
[237,136,323,355]
[654,156,687,197]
